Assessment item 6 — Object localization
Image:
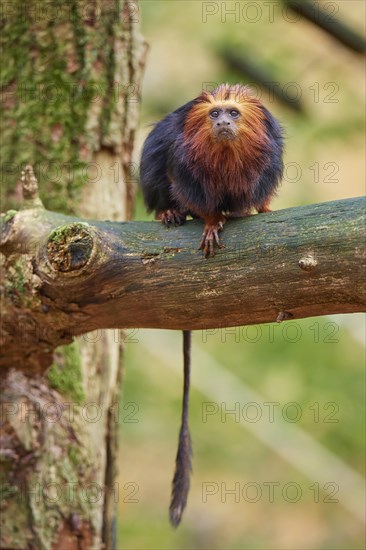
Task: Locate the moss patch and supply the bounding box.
[4,258,30,306]
[48,222,90,244]
[12,260,26,294]
[48,341,85,404]
[4,209,17,222]
[0,1,120,214]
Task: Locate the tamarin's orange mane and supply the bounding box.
[183,84,271,202]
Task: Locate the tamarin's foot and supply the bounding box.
[157,209,187,227]
[199,220,225,257]
[256,203,272,213]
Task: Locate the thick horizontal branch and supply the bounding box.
[1,197,365,370]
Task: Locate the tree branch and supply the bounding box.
[1,197,365,370]
[283,0,366,55]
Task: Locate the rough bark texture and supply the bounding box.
[2,194,365,362]
[0,1,146,548]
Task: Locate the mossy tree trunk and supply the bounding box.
[0,2,146,548]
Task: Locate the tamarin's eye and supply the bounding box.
[230,109,240,118]
[209,110,219,118]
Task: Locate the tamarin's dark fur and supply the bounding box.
[139,84,284,525]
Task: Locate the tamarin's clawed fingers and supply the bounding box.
[157,209,187,227]
[199,220,225,257]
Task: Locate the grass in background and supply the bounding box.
[118,317,365,549]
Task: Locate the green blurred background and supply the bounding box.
[118,1,365,548]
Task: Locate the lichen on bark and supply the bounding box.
[0,370,96,549]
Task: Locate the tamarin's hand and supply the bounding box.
[140,83,284,256]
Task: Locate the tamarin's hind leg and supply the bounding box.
[256,199,273,213]
[156,209,187,227]
[199,214,226,258]
[226,209,250,219]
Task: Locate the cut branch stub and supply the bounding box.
[47,223,94,273]
[20,165,44,208]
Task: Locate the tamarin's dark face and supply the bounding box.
[209,106,240,141]
[184,85,268,154]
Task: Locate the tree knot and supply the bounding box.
[47,223,94,272]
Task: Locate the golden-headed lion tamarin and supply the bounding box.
[139,83,284,526]
[140,83,284,256]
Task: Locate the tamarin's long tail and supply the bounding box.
[169,330,192,527]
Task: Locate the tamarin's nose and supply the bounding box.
[216,120,230,126]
